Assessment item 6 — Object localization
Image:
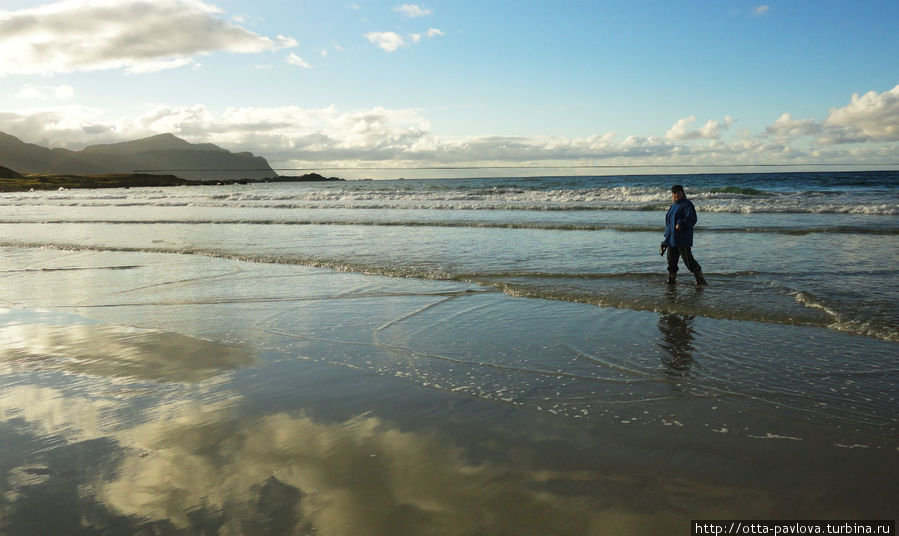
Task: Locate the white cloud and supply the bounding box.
[366,31,406,52]
[0,103,436,156]
[754,5,771,16]
[56,85,76,100]
[0,102,841,168]
[126,57,197,74]
[3,87,899,171]
[15,84,75,101]
[409,29,445,44]
[0,105,115,146]
[0,0,298,76]
[822,84,899,142]
[666,116,733,141]
[765,113,822,139]
[366,28,443,52]
[702,116,734,138]
[666,117,697,140]
[394,4,432,18]
[761,86,899,145]
[287,53,312,69]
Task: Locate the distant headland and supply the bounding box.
[0,131,343,190]
[0,168,343,192]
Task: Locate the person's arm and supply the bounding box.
[663,207,672,244]
[675,202,697,231]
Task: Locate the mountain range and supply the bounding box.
[0,131,276,181]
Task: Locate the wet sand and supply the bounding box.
[0,248,896,535]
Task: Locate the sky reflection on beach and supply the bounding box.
[0,249,897,534]
[0,321,255,383]
[1,383,692,535]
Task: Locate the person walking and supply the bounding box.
[661,184,708,286]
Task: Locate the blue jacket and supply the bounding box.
[664,198,698,248]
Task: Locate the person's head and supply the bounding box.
[671,184,686,201]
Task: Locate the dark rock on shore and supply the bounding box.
[0,171,344,192]
[0,165,22,179]
[260,173,343,183]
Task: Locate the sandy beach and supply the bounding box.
[1,245,896,534]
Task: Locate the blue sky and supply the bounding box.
[1,0,898,178]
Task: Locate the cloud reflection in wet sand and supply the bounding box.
[0,322,255,383]
[0,384,687,535]
[99,405,679,536]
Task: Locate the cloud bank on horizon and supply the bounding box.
[1,0,897,176]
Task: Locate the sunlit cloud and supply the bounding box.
[14,84,75,101]
[365,31,406,52]
[822,84,899,142]
[2,86,898,171]
[754,5,771,16]
[765,113,821,139]
[366,28,443,52]
[287,52,312,68]
[758,85,899,145]
[0,0,298,76]
[666,116,733,141]
[409,29,444,44]
[394,4,432,18]
[126,57,197,74]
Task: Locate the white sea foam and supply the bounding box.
[747,433,802,441]
[2,181,896,214]
[795,292,899,342]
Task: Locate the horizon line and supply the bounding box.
[134,162,899,172]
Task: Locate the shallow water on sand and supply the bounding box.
[0,249,896,534]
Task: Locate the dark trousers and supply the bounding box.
[666,247,702,273]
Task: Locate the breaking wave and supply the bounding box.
[1,182,897,214]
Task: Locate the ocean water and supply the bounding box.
[0,171,897,533]
[1,171,897,340]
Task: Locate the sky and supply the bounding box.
[1,0,898,178]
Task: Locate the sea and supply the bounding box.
[2,171,897,340]
[0,171,897,533]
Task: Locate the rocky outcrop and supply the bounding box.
[0,165,22,179]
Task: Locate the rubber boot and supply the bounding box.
[694,270,708,286]
[666,271,676,284]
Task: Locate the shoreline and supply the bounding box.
[0,171,343,192]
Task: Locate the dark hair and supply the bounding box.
[671,184,685,193]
